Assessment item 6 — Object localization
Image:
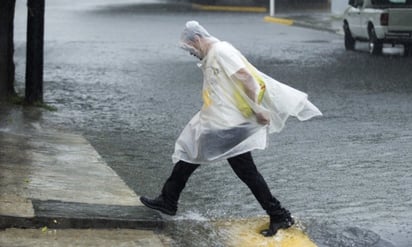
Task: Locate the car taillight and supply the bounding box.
[381,13,389,26]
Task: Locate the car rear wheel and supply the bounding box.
[190,0,217,4]
[343,22,355,50]
[368,26,383,55]
[404,44,412,57]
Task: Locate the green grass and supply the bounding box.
[7,94,57,112]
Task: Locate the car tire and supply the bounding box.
[404,44,412,57]
[343,22,355,51]
[190,0,217,4]
[254,0,269,6]
[368,26,383,55]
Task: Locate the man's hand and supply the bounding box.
[256,111,270,125]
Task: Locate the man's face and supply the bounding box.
[182,38,203,60]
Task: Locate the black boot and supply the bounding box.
[141,161,200,216]
[261,208,295,237]
[227,153,294,237]
[140,195,177,216]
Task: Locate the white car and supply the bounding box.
[343,0,412,56]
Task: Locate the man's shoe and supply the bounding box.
[261,209,295,237]
[140,196,177,216]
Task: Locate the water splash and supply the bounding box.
[305,220,396,247]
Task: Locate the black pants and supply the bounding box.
[161,152,282,215]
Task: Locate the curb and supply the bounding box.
[0,200,163,230]
[264,15,342,34]
[264,16,294,25]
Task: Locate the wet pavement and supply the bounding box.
[0,103,165,245]
[0,228,170,247]
[3,0,412,246]
[275,12,343,34]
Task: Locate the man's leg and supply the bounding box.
[227,152,294,236]
[140,160,199,216]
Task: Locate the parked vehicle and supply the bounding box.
[343,0,412,56]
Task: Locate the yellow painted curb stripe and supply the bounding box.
[264,16,294,26]
[193,4,267,13]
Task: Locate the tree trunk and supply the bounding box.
[25,0,45,104]
[0,0,17,100]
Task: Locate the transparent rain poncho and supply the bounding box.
[172,21,322,164]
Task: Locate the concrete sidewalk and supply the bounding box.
[0,103,168,246]
[0,228,171,247]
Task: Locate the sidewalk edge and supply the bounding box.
[264,16,294,26]
[0,214,163,230]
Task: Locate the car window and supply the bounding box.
[349,0,364,7]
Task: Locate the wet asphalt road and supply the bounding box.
[12,1,412,246]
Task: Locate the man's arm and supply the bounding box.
[232,68,270,125]
[233,68,259,103]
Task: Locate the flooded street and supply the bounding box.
[13,0,412,246]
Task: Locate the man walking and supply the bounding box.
[140,21,322,236]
